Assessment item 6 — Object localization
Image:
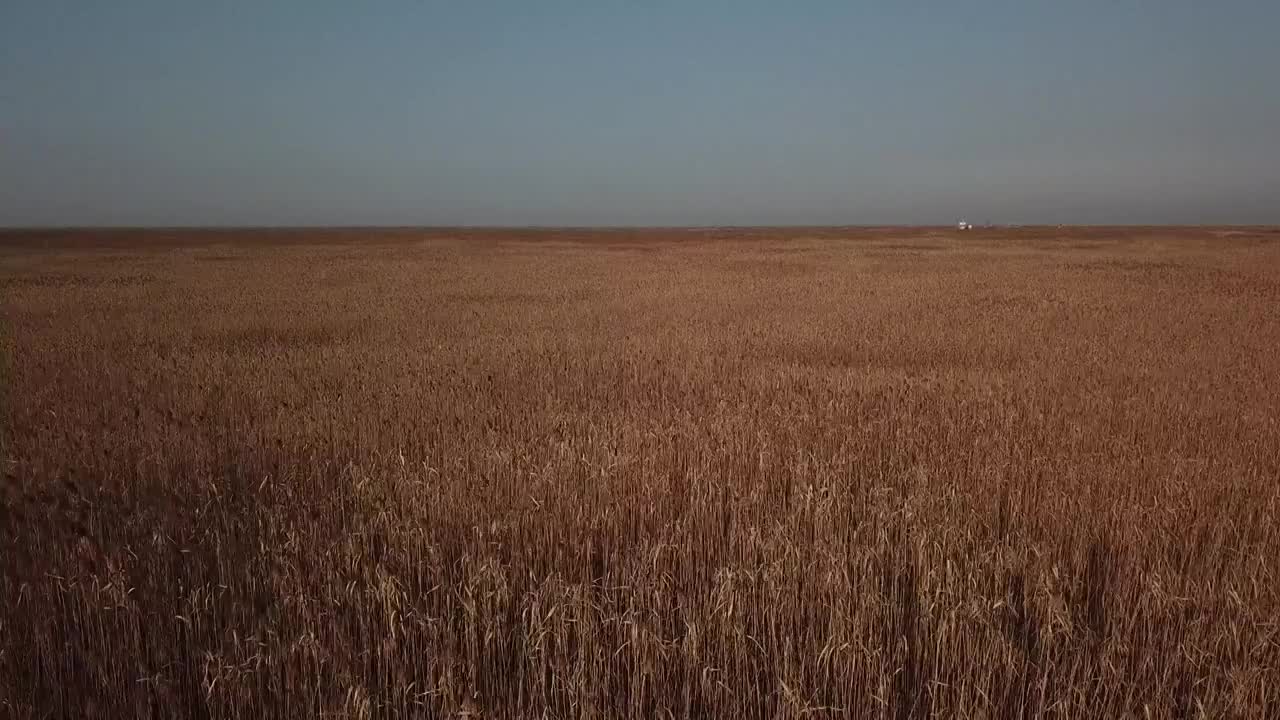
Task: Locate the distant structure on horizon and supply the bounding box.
[957,220,973,231]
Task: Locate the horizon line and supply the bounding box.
[3,223,1277,233]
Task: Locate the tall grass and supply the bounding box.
[2,228,1279,718]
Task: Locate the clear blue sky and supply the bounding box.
[3,1,1278,226]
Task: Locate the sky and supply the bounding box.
[3,1,1279,226]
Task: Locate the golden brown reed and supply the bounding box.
[2,227,1279,718]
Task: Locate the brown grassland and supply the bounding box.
[2,226,1279,718]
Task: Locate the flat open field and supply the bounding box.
[2,227,1280,718]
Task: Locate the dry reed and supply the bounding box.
[2,227,1279,718]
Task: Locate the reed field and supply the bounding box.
[2,226,1279,719]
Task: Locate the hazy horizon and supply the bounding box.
[3,223,1276,232]
[5,1,1279,227]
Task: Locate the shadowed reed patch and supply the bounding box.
[1063,260,1190,274]
[442,290,574,305]
[0,321,10,469]
[767,336,1006,373]
[1062,260,1280,297]
[721,258,818,277]
[196,322,369,353]
[1,272,156,289]
[868,241,948,252]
